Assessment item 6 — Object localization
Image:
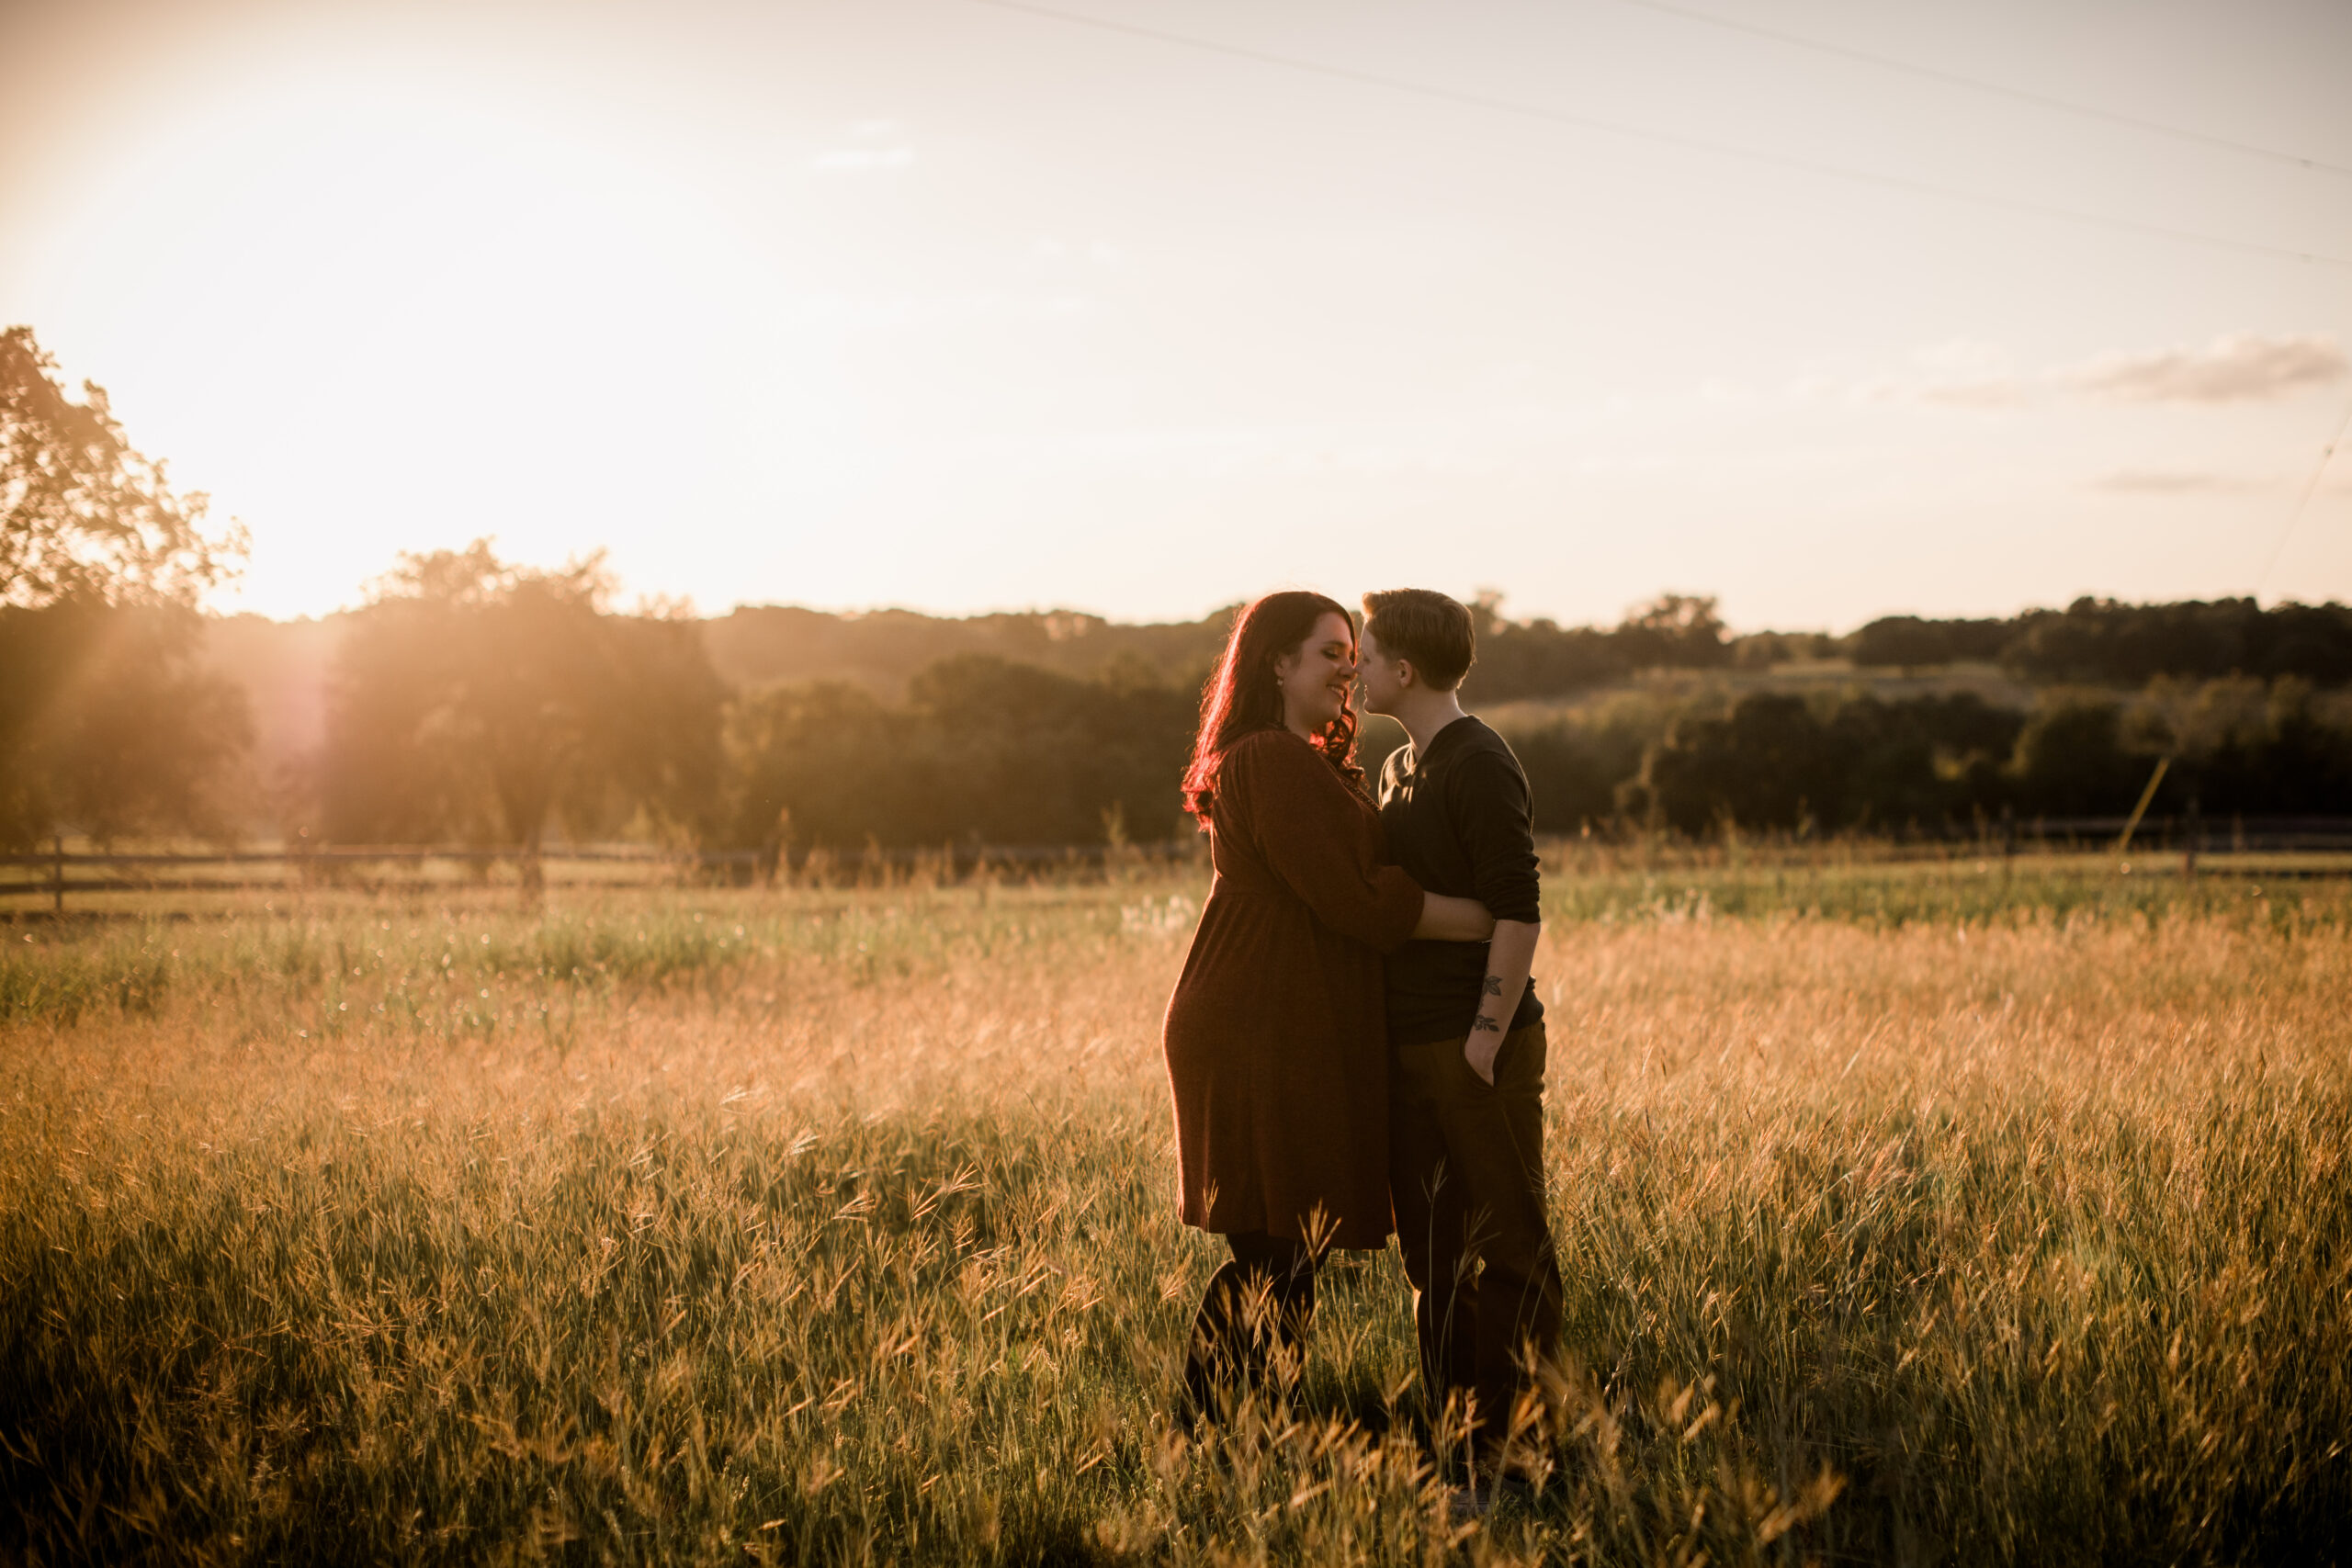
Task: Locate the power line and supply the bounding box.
[959,0,2352,270]
[1608,0,2352,181]
[2254,391,2352,597]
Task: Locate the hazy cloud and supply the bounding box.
[1894,333,2347,412]
[2063,333,2347,404]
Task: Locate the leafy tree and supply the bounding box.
[703,603,1234,698]
[1488,698,1668,833]
[0,327,252,849]
[0,602,251,851]
[1848,601,2352,685]
[1730,629,1839,669]
[2132,677,2352,817]
[1623,691,2027,836]
[725,680,921,861]
[723,654,1196,853]
[1635,694,1839,833]
[2004,694,2142,818]
[1851,616,1954,671]
[1613,593,1731,671]
[3,326,243,609]
[1459,618,1627,702]
[1851,615,2013,670]
[1992,597,2352,685]
[910,654,1196,845]
[1459,593,1728,703]
[320,542,723,877]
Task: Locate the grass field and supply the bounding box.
[3,857,2347,1564]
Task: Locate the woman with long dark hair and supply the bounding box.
[1163,590,1495,1412]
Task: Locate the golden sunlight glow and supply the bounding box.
[5,2,2348,624]
[20,66,848,615]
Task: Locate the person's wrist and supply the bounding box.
[1464,1021,1500,1082]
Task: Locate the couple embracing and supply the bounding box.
[1160,587,1565,1488]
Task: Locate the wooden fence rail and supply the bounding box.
[0,843,1188,871]
[0,840,1204,911]
[6,819,2348,912]
[0,847,752,868]
[2008,817,2352,851]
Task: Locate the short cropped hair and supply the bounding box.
[1362,588,1475,691]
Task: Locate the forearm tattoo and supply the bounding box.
[1482,974,1504,998]
[1471,1015,1503,1033]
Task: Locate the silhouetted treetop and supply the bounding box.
[365,537,618,613]
[0,329,254,849]
[2,326,245,608]
[703,602,1235,700]
[1852,597,2352,685]
[321,540,720,862]
[1456,593,1731,702]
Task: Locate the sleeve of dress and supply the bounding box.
[1226,732,1425,952]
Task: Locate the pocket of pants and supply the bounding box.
[1494,1025,1546,1092]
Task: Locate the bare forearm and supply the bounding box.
[1464,919,1540,1080]
[1412,892,1496,942]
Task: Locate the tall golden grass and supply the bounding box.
[2,869,2346,1562]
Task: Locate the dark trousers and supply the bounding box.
[1182,1231,1319,1414]
[1390,1021,1565,1457]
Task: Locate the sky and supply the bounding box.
[3,0,2349,630]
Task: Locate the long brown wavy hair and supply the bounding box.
[1181,591,1363,827]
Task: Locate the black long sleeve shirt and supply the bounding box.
[1375,715,1544,1048]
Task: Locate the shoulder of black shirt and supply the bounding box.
[1432,716,1520,775]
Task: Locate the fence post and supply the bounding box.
[2183,796,2200,882]
[52,831,64,915]
[2116,756,2170,857]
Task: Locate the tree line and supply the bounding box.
[7,321,2349,857]
[1460,595,2352,700]
[1528,681,2352,838]
[18,580,2346,856]
[1849,598,2352,685]
[306,577,2348,848]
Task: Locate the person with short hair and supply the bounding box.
[1359,587,1565,1488]
[1162,590,1498,1416]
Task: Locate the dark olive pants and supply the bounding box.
[1182,1231,1318,1415]
[1389,1021,1564,1455]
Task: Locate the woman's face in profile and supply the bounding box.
[1275,611,1359,732]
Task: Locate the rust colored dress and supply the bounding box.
[1162,728,1426,1249]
